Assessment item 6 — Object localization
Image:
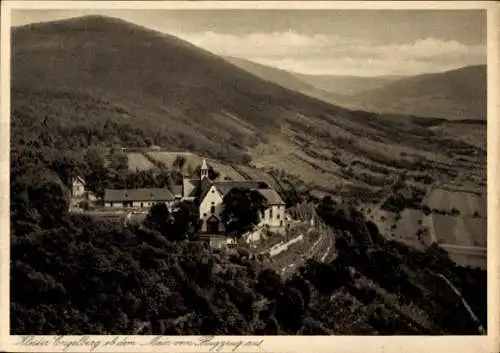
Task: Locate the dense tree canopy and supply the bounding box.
[221,188,269,236]
[10,140,487,335]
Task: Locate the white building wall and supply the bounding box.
[182,178,195,198]
[104,200,174,211]
[104,202,122,208]
[259,204,286,228]
[72,180,85,198]
[198,186,286,233]
[199,185,224,232]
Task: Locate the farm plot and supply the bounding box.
[127,153,156,171]
[425,188,450,211]
[464,192,486,217]
[233,165,282,190]
[448,191,484,216]
[206,159,246,181]
[424,187,485,216]
[430,214,485,247]
[146,152,202,170]
[464,218,487,247]
[393,209,425,246]
[430,214,461,245]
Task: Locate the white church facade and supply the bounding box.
[194,159,286,234]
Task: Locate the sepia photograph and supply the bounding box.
[1,1,497,347]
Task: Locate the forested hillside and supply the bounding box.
[11,147,487,334]
[10,15,487,335]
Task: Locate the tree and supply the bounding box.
[170,170,183,185]
[172,155,186,170]
[316,196,336,222]
[193,165,220,180]
[256,268,283,299]
[143,203,171,236]
[30,176,70,228]
[84,148,107,197]
[50,153,78,187]
[221,188,268,236]
[170,200,200,240]
[276,287,305,333]
[108,150,128,172]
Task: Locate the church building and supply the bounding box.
[192,159,286,234]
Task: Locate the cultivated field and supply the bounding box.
[392,209,428,249]
[429,214,486,248]
[127,152,156,171]
[206,159,247,181]
[364,200,486,264]
[422,186,486,217]
[233,165,283,190]
[431,123,486,150]
[145,151,202,170]
[130,150,289,184]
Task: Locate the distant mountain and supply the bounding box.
[12,15,485,198]
[338,65,487,120]
[223,56,344,103]
[11,15,349,163]
[227,56,486,120]
[294,73,403,96]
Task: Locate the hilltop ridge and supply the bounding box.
[12,15,486,199]
[227,55,486,120]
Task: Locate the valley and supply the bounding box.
[228,56,486,121]
[9,14,488,336]
[117,123,486,269]
[11,16,486,269]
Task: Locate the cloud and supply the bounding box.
[175,30,335,58]
[173,30,485,76]
[251,57,477,77]
[367,38,485,62]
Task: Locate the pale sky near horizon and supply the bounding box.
[11,9,486,77]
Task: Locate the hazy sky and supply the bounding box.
[11,9,486,76]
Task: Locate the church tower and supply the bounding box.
[201,158,209,180]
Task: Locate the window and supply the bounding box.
[280,220,283,227]
[210,206,215,214]
[277,213,280,219]
[269,208,273,219]
[203,213,207,217]
[140,202,144,208]
[211,189,215,193]
[110,202,113,207]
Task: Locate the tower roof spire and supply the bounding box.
[201,158,208,170]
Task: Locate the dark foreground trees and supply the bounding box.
[10,146,487,335]
[221,188,268,236]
